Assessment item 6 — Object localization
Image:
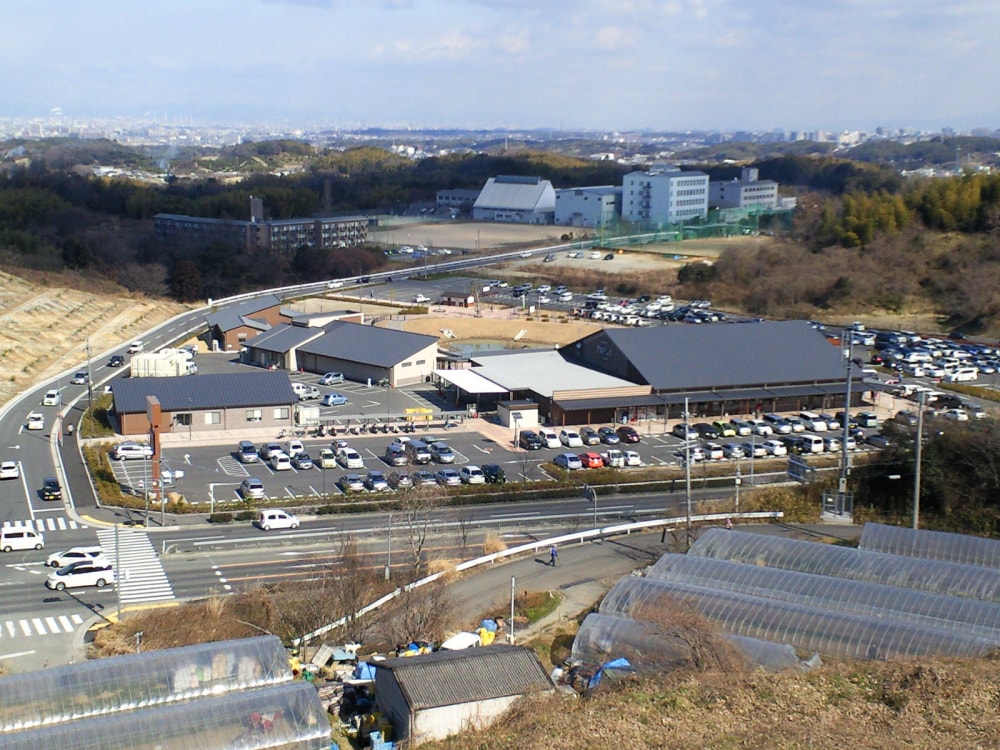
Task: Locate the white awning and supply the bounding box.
[434,368,508,394]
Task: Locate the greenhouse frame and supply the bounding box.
[860,522,1000,570]
[689,528,1000,603]
[0,635,293,733]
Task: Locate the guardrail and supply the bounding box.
[294,510,783,645]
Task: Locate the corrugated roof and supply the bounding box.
[471,350,637,397]
[113,371,296,414]
[244,324,323,354]
[434,368,508,394]
[376,645,552,710]
[601,321,848,391]
[298,321,438,368]
[205,294,282,333]
[474,177,555,212]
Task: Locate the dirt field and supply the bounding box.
[0,271,189,406]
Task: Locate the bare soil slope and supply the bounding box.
[0,271,189,405]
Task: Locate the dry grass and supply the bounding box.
[482,533,507,555]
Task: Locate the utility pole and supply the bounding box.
[85,338,93,418]
[913,390,925,529]
[510,576,516,644]
[385,513,393,581]
[839,328,853,497]
[684,397,692,550]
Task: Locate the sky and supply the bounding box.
[2,0,997,132]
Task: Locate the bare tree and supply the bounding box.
[454,509,474,559]
[373,581,457,648]
[397,484,441,577]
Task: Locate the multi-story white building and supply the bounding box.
[709,167,779,210]
[622,168,709,226]
[554,186,622,227]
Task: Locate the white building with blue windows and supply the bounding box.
[622,167,709,226]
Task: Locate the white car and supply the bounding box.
[25,412,45,431]
[284,440,305,457]
[559,429,583,448]
[70,372,89,385]
[623,450,642,467]
[46,560,115,590]
[112,442,153,460]
[0,461,19,480]
[42,389,61,406]
[944,408,969,421]
[459,465,486,484]
[337,449,365,469]
[762,439,788,456]
[47,546,106,568]
[413,293,431,303]
[270,452,293,471]
[748,419,772,436]
[257,509,299,531]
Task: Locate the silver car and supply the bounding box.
[435,468,461,486]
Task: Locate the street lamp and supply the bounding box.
[187,398,193,441]
[385,513,393,581]
[512,411,522,452]
[582,483,597,532]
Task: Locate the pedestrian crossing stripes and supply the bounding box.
[1,517,84,533]
[1,614,84,638]
[95,528,175,605]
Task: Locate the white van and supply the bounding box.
[799,433,824,454]
[798,411,828,432]
[1,527,44,552]
[538,428,561,449]
[945,367,978,383]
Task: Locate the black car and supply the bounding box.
[518,430,544,450]
[481,464,506,484]
[616,425,641,443]
[42,477,62,501]
[108,355,125,367]
[693,422,719,439]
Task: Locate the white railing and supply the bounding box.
[294,510,783,645]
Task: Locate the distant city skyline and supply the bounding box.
[3,1,998,132]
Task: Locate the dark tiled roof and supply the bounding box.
[244,324,323,354]
[205,294,282,333]
[600,320,848,391]
[375,645,552,710]
[298,322,437,368]
[113,371,296,414]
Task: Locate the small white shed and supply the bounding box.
[497,399,539,429]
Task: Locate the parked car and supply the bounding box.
[319,448,337,469]
[338,474,365,492]
[270,452,292,471]
[742,442,767,458]
[284,439,305,457]
[578,452,605,469]
[729,419,753,436]
[25,412,44,431]
[41,477,62,501]
[538,429,561,448]
[867,433,892,448]
[704,443,725,460]
[671,423,698,440]
[298,385,321,401]
[108,355,125,368]
[693,423,719,439]
[384,444,409,466]
[598,426,621,445]
[748,419,772,436]
[240,478,266,500]
[319,372,345,385]
[722,443,745,459]
[112,442,153,460]
[256,509,299,530]
[559,429,584,448]
[784,416,806,433]
[623,450,642,467]
[321,393,349,407]
[459,465,486,484]
[429,442,455,463]
[388,471,413,489]
[42,389,61,406]
[292,453,314,470]
[0,461,19,480]
[798,411,829,432]
[337,449,365,469]
[819,413,841,431]
[260,442,283,460]
[944,408,969,421]
[413,293,431,303]
[47,546,106,569]
[762,439,788,456]
[712,421,737,438]
[46,560,115,590]
[365,470,390,491]
[435,468,461,486]
[616,425,641,443]
[237,440,259,463]
[580,427,602,446]
[412,470,437,487]
[554,453,583,470]
[481,464,506,483]
[518,430,544,450]
[762,414,792,434]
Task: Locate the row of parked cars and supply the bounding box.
[518,425,641,450]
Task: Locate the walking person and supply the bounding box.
[549,545,558,567]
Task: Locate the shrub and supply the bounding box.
[208,512,233,524]
[235,510,257,522]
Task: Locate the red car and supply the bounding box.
[578,452,605,469]
[616,425,641,443]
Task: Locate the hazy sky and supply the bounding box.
[3,0,996,131]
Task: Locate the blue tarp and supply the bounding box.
[353,662,377,681]
[588,657,634,689]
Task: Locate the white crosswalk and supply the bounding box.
[0,613,84,639]
[1,517,85,533]
[95,528,175,605]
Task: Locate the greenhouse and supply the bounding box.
[597,576,997,661]
[860,522,1000,570]
[0,635,293,733]
[0,682,330,750]
[644,554,1000,640]
[689,528,1000,603]
[573,613,804,672]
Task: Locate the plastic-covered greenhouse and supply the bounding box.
[860,522,1000,569]
[0,682,330,750]
[573,613,803,672]
[689,528,1000,603]
[0,635,292,733]
[644,553,1000,639]
[596,576,997,661]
